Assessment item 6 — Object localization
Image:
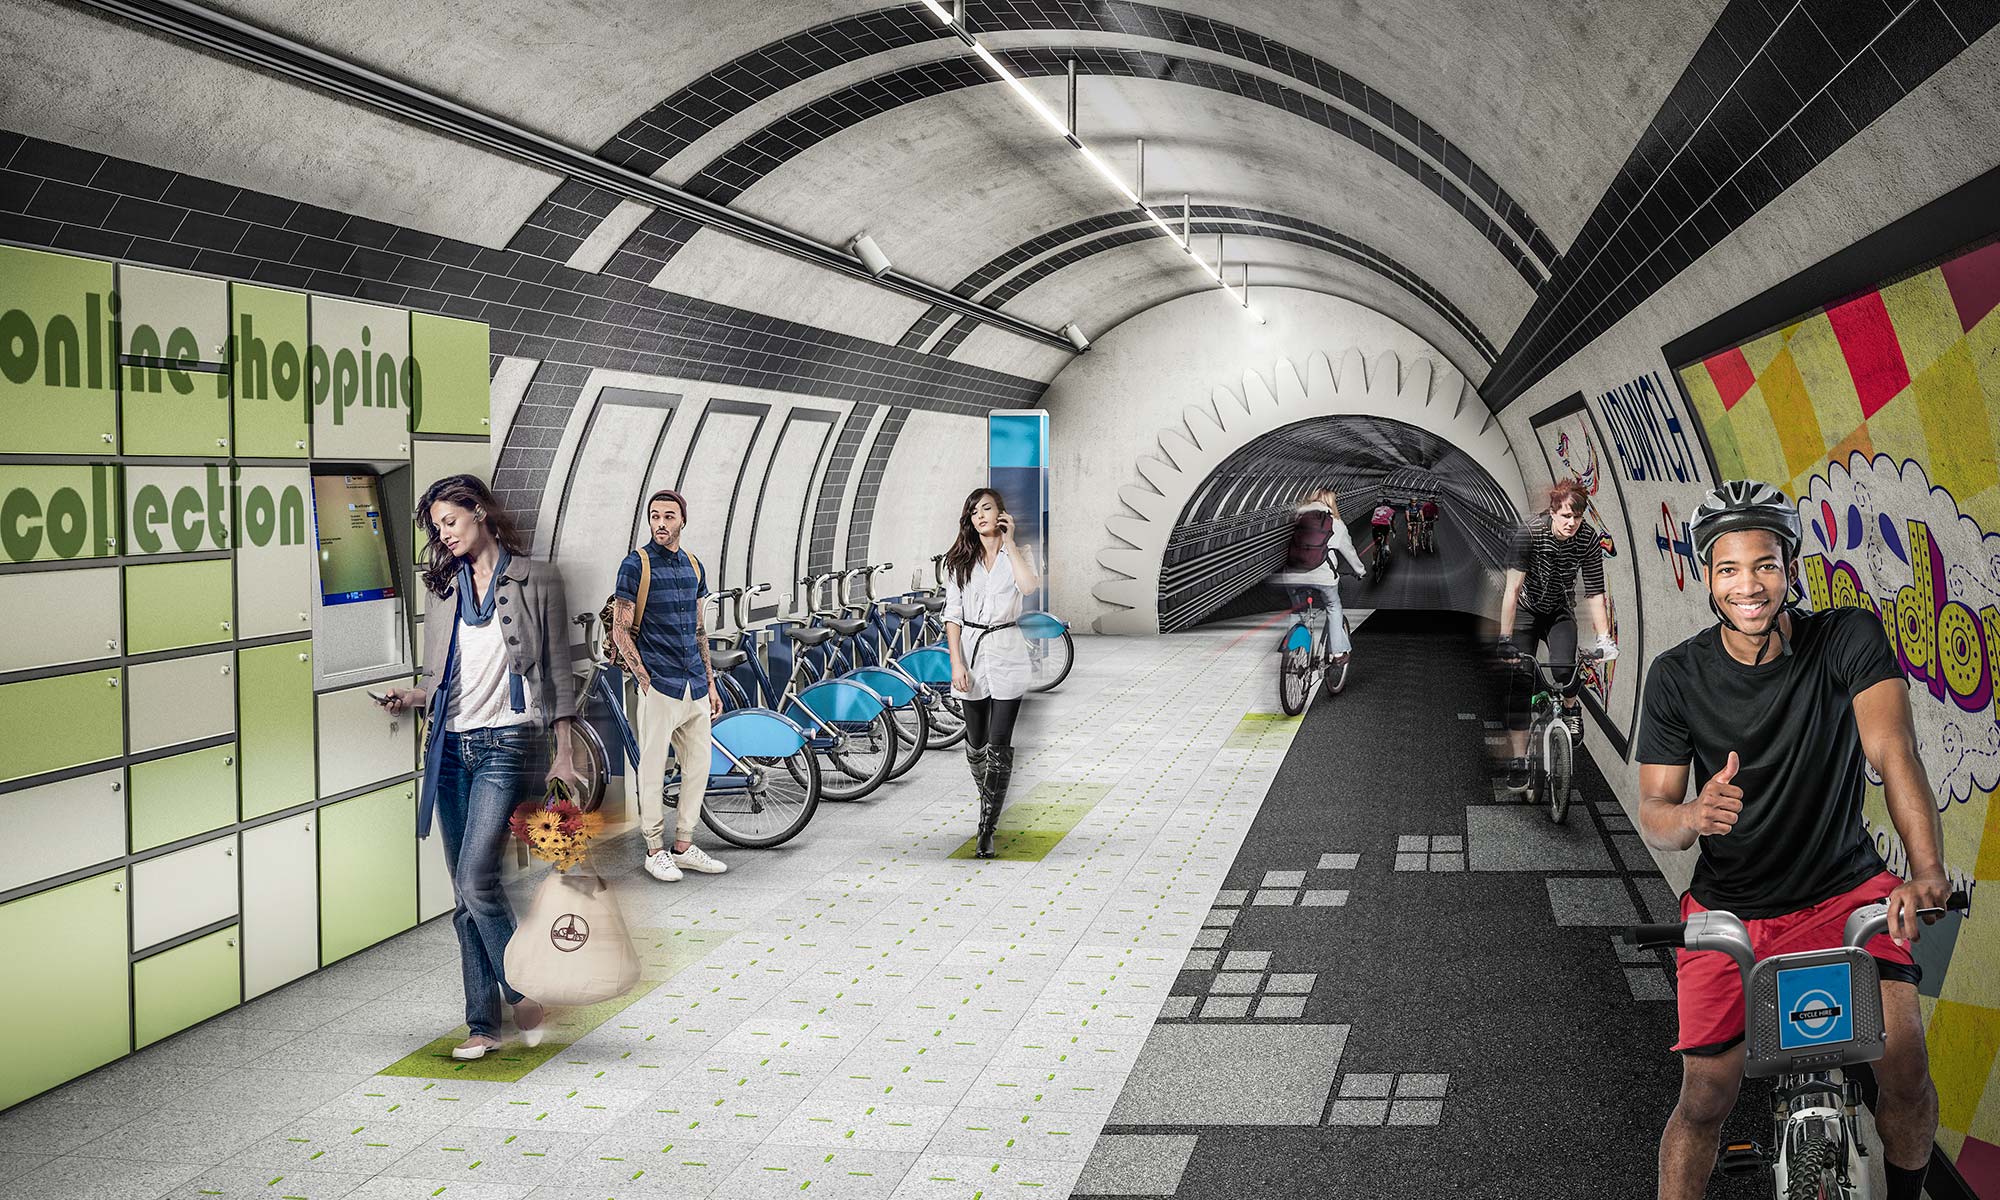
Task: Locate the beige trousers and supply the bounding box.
[633,681,710,851]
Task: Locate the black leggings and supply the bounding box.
[964,696,1022,749]
[1506,608,1581,732]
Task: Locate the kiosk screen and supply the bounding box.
[312,473,399,606]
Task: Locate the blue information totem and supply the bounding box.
[988,410,1049,613]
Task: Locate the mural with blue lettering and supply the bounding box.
[1599,370,1704,486]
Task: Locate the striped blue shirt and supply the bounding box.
[614,543,709,697]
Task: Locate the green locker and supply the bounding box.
[0,869,129,1108]
[125,559,234,653]
[133,924,240,1048]
[129,742,238,852]
[238,641,314,820]
[409,312,491,435]
[0,668,123,784]
[319,781,417,964]
[230,284,310,457]
[0,463,119,565]
[0,246,118,455]
[119,266,231,457]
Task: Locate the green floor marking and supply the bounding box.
[1225,712,1303,750]
[377,924,732,1082]
[948,783,1108,861]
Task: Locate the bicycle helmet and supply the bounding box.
[1689,480,1803,659]
[1689,480,1800,564]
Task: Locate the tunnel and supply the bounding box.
[2,2,1998,1197]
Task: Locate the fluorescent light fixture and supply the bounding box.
[1062,322,1091,351]
[850,233,892,277]
[919,0,1258,324]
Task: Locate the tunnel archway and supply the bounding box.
[1158,415,1521,631]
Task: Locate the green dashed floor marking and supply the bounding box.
[947,783,1109,861]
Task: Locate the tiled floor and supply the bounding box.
[2,611,1802,1199]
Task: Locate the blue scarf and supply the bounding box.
[457,548,509,626]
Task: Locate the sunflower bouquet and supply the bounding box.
[508,782,607,872]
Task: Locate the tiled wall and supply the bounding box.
[0,131,1042,542]
[1483,0,1999,408]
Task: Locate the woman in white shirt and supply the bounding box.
[943,488,1042,858]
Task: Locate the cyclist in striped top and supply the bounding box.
[1498,478,1618,789]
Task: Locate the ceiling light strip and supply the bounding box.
[922,0,1260,320]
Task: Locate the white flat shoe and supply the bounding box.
[451,1034,501,1060]
[514,1001,547,1048]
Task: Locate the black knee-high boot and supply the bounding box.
[977,746,1013,859]
[965,743,990,852]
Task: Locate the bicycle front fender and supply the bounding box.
[709,707,809,775]
[847,665,919,708]
[896,645,953,686]
[787,678,889,726]
[1018,611,1068,640]
[1280,624,1313,653]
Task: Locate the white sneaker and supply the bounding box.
[672,844,727,874]
[643,849,682,882]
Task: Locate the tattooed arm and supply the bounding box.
[612,597,650,693]
[696,603,721,717]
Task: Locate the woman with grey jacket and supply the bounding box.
[376,474,584,1060]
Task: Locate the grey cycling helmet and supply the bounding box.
[1689,480,1801,565]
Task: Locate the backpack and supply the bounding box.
[1287,508,1334,570]
[599,546,703,670]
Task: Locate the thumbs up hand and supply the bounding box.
[1690,751,1744,837]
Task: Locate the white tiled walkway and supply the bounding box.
[0,621,1306,1200]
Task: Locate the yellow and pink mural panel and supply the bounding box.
[1678,239,2000,1190]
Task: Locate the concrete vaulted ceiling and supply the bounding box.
[1,0,1731,396]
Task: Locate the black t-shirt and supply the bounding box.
[1635,607,1900,918]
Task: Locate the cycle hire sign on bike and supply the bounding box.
[1776,962,1855,1051]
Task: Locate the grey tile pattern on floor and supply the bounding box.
[1106,1026,1349,1125]
[1072,1132,1200,1196]
[1546,877,1643,927]
[1465,805,1614,871]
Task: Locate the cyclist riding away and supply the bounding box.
[1635,480,1952,1200]
[1277,488,1368,684]
[1498,478,1616,789]
[1370,498,1396,559]
[1404,495,1424,550]
[1420,496,1439,550]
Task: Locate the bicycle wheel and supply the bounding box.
[923,688,967,749]
[568,715,611,813]
[1027,629,1075,693]
[820,709,897,801]
[885,697,930,780]
[1545,718,1574,824]
[1782,1128,1839,1200]
[1279,648,1309,715]
[701,748,820,849]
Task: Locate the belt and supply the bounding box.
[962,619,1017,632]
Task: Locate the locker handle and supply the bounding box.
[110,780,121,792]
[101,432,113,444]
[107,639,118,652]
[220,621,232,633]
[223,847,233,857]
[112,881,122,892]
[298,652,310,662]
[107,676,119,688]
[220,664,232,675]
[226,938,236,948]
[222,756,234,767]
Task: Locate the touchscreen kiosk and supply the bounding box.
[310,471,411,687]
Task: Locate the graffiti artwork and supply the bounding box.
[1596,369,1707,486]
[1654,501,1702,591]
[1674,235,2000,1190]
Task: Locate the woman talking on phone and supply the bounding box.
[943,488,1041,859]
[374,475,585,1060]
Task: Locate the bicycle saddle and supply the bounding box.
[783,626,835,646]
[710,647,748,671]
[824,617,868,637]
[918,595,945,612]
[883,601,927,620]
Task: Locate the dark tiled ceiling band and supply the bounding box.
[913,207,1500,364]
[585,47,1543,292]
[523,1,1552,275]
[1481,0,1996,410]
[0,130,1045,538]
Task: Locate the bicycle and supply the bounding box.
[1497,644,1604,824]
[796,569,931,781]
[1626,891,1970,1199]
[569,612,821,848]
[705,584,899,802]
[1277,588,1353,715]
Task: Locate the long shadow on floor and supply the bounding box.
[1090,610,1774,1199]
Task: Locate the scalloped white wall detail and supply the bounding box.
[1091,347,1529,634]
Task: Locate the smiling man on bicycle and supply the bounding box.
[1635,480,1952,1200]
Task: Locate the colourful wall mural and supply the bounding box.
[1676,237,2000,1192]
[1529,395,1644,756]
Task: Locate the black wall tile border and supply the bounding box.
[0,132,1044,540]
[1483,0,1995,411]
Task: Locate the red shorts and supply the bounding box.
[1672,870,1918,1053]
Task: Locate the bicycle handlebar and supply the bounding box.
[1626,923,1687,950]
[1627,892,1970,959]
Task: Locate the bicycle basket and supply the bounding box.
[1743,946,1884,1079]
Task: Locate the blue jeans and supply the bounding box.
[434,726,536,1036]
